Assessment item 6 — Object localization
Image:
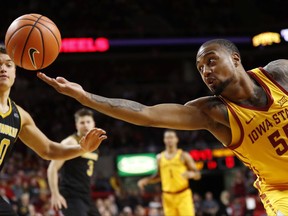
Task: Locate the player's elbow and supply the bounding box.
[126,106,157,127]
[37,151,50,160]
[137,106,164,127]
[38,149,52,160]
[37,142,55,160]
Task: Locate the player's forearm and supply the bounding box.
[47,166,60,196]
[189,170,201,180]
[45,141,85,160]
[146,174,161,184]
[79,92,152,126]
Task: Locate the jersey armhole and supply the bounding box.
[218,97,244,150]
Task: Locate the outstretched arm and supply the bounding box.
[37,73,211,131]
[137,155,161,190]
[17,106,107,160]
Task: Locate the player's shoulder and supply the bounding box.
[181,150,191,159]
[185,96,225,113]
[15,105,32,124]
[263,59,288,78]
[185,95,223,106]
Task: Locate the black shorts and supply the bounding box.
[61,197,100,216]
[0,196,17,216]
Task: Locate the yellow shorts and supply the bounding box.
[256,182,288,215]
[162,189,195,216]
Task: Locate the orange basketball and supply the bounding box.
[5,14,61,70]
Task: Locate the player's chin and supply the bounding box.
[0,82,12,89]
[83,129,91,135]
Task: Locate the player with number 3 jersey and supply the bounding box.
[47,108,100,216]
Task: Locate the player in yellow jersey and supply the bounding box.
[137,130,201,216]
[39,39,288,215]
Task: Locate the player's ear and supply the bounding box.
[232,52,241,67]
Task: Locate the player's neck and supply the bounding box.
[76,131,84,138]
[221,70,256,103]
[166,147,178,154]
[0,90,10,112]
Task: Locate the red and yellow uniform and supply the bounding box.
[220,68,288,215]
[160,149,195,216]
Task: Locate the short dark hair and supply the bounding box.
[201,39,240,57]
[74,108,94,122]
[164,129,178,136]
[0,44,7,54]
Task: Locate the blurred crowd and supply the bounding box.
[0,150,266,216]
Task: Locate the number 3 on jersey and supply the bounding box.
[87,160,94,177]
[0,139,10,166]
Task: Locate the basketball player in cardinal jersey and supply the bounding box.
[138,130,201,216]
[39,38,288,215]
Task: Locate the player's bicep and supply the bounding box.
[146,102,210,130]
[155,154,161,177]
[17,106,51,158]
[183,152,198,171]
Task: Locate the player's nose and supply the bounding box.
[0,65,6,73]
[202,66,212,77]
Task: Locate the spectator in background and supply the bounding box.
[134,205,146,216]
[193,193,203,216]
[120,206,133,216]
[202,191,219,216]
[104,195,118,216]
[17,193,35,216]
[216,190,231,216]
[231,171,246,198]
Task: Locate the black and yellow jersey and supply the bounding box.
[0,98,21,172]
[59,133,99,200]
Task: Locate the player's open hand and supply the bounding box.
[80,128,107,152]
[37,72,86,101]
[181,171,197,179]
[51,193,67,211]
[137,178,149,191]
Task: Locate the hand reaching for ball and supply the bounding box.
[37,72,86,102]
[79,128,107,152]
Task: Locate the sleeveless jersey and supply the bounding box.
[60,134,99,199]
[0,99,21,172]
[159,149,189,193]
[220,68,288,188]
